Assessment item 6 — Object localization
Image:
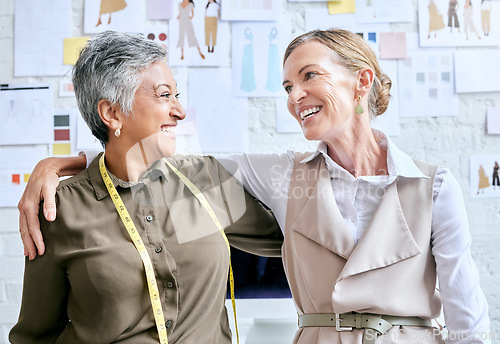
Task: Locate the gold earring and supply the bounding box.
[355,95,364,114]
[115,128,121,138]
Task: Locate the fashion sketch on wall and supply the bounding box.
[418,0,499,46]
[470,155,500,198]
[232,20,291,97]
[169,0,230,67]
[84,0,143,34]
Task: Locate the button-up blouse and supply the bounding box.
[10,154,282,344]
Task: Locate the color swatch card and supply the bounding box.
[221,0,280,21]
[397,34,457,117]
[51,109,78,156]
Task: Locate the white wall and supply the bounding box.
[0,0,499,343]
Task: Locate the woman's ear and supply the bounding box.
[97,99,122,132]
[356,68,374,96]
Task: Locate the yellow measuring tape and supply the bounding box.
[163,158,239,344]
[99,154,239,344]
[99,154,168,344]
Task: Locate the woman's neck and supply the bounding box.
[104,142,156,182]
[324,121,388,177]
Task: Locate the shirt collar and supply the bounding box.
[299,129,429,180]
[89,153,170,200]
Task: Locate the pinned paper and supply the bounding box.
[63,37,90,65]
[455,50,500,93]
[328,0,356,15]
[379,32,407,59]
[487,107,500,135]
[12,174,20,185]
[147,0,173,20]
[23,174,31,183]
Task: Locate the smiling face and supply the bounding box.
[282,40,358,142]
[120,61,185,162]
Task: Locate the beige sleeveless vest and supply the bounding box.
[283,153,443,344]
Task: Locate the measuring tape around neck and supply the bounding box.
[99,154,239,344]
[99,154,168,344]
[163,158,239,344]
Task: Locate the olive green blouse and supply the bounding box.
[10,154,282,344]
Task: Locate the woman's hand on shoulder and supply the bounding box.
[18,155,86,259]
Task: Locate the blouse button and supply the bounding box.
[166,281,174,288]
[155,246,162,253]
[166,320,173,328]
[146,215,153,222]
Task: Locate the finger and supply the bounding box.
[41,180,58,222]
[24,204,45,256]
[19,213,37,260]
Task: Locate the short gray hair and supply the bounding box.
[73,30,167,146]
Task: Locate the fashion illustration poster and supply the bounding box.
[470,155,500,198]
[169,0,230,67]
[231,20,291,97]
[83,0,144,34]
[418,0,500,46]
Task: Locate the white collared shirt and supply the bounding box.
[220,132,490,344]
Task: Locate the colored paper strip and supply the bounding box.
[24,174,31,183]
[328,0,356,14]
[52,143,71,156]
[12,174,20,184]
[54,129,70,141]
[63,37,90,65]
[54,114,70,127]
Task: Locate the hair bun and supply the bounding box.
[374,73,392,117]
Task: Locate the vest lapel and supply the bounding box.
[336,179,422,282]
[288,157,356,259]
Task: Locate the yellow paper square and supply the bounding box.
[328,0,356,14]
[24,174,31,183]
[53,143,72,156]
[63,37,90,65]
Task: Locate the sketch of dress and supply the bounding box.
[96,0,127,26]
[477,164,490,194]
[463,3,481,40]
[428,1,445,38]
[240,28,257,92]
[177,3,199,49]
[265,28,281,92]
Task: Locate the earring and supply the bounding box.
[115,128,121,138]
[355,95,364,114]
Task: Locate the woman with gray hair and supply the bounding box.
[9,30,281,344]
[18,29,489,344]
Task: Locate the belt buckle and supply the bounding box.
[335,314,353,331]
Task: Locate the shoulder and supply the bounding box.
[56,168,92,193]
[166,154,223,181]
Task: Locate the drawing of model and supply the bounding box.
[463,0,481,40]
[177,0,205,60]
[265,28,281,92]
[427,0,445,38]
[96,0,127,27]
[240,28,256,92]
[481,0,492,36]
[448,0,460,33]
[493,161,500,190]
[477,164,490,194]
[205,0,220,53]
